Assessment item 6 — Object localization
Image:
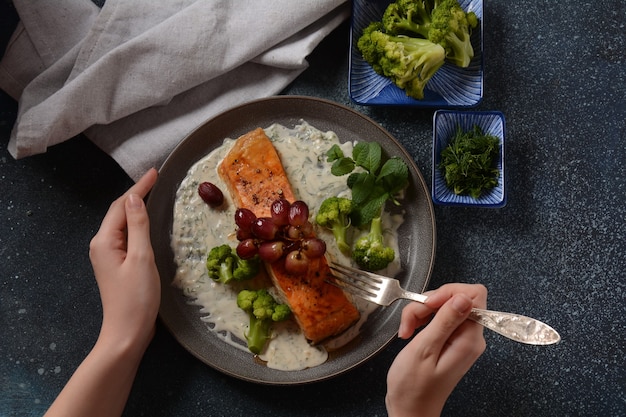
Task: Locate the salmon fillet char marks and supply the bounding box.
[217,128,360,344]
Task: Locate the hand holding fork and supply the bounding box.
[329,262,561,345]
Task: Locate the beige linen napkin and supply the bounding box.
[0,0,349,181]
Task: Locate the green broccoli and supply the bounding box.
[382,0,434,38]
[357,21,446,100]
[315,197,353,255]
[206,244,260,284]
[352,216,395,271]
[236,289,291,354]
[356,21,386,74]
[428,0,478,68]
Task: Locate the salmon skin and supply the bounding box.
[218,128,360,344]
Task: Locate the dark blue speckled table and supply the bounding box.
[1,1,625,416]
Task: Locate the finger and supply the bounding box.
[397,286,460,338]
[123,168,158,200]
[439,319,486,364]
[398,301,436,339]
[425,283,487,310]
[97,169,158,235]
[413,294,474,357]
[124,193,153,259]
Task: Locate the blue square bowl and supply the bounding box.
[349,0,484,107]
[432,110,506,207]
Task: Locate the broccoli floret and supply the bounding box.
[206,244,260,284]
[382,0,434,38]
[352,216,395,271]
[357,22,445,99]
[237,289,291,354]
[357,22,386,74]
[428,0,478,68]
[315,197,353,255]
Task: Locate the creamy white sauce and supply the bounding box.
[170,121,403,371]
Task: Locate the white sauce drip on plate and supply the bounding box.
[170,121,403,371]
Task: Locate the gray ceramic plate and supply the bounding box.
[146,96,436,385]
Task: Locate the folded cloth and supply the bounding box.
[0,0,349,181]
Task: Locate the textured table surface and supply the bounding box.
[1,2,625,416]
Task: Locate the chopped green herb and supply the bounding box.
[439,125,500,199]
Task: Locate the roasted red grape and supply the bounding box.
[258,241,285,263]
[251,217,279,240]
[285,221,314,240]
[300,238,326,259]
[234,208,256,231]
[270,198,291,226]
[285,225,302,240]
[284,251,309,274]
[236,238,258,260]
[198,182,224,207]
[288,200,309,226]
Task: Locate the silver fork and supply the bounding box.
[328,262,561,345]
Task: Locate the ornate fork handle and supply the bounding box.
[402,290,560,345]
[467,308,561,345]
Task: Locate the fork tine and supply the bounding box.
[328,263,383,289]
[327,264,380,302]
[328,262,417,306]
[326,274,378,302]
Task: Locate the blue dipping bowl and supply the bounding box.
[432,110,506,207]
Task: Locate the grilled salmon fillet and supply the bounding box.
[218,128,360,344]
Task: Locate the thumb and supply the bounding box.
[125,194,152,255]
[416,294,473,354]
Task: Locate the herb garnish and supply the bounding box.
[439,125,500,199]
[326,142,409,226]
